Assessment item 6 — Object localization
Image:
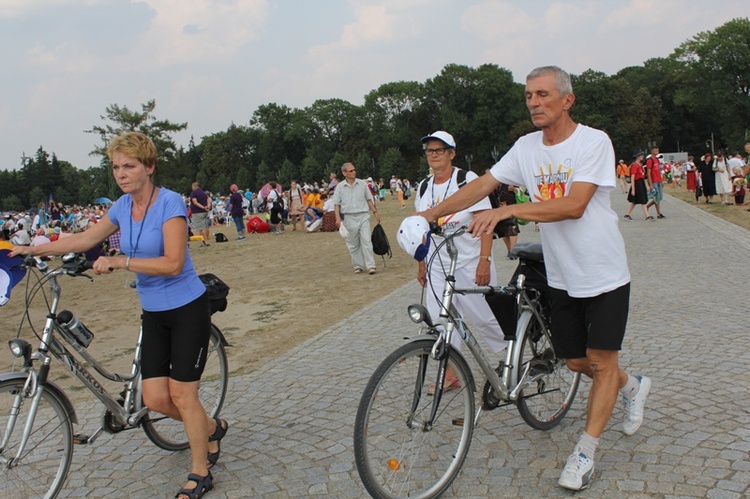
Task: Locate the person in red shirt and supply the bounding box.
[623,151,653,221]
[644,146,665,219]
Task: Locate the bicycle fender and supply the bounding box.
[0,372,78,424]
[211,323,231,347]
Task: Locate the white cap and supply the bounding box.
[421,131,456,149]
[397,216,431,261]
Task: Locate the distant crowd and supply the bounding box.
[0,171,418,251]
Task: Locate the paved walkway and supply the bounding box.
[59,192,750,498]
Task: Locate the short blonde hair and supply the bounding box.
[107,131,157,168]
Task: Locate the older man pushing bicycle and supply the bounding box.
[420,65,651,491]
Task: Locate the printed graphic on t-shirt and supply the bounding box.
[532,163,574,202]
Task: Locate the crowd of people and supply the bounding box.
[6,64,750,496]
[619,143,750,221]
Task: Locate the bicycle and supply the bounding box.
[353,226,581,498]
[0,253,230,498]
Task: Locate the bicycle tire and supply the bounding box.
[515,310,580,430]
[0,379,74,499]
[142,324,229,451]
[354,339,474,499]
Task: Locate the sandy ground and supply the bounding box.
[0,196,419,400]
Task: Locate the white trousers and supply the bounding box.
[426,258,508,354]
[343,213,376,271]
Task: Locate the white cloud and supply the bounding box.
[134,0,269,66]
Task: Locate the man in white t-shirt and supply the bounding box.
[420,66,650,491]
[414,131,507,394]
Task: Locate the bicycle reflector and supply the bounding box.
[8,338,31,361]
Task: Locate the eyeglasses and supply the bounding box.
[346,169,356,173]
[425,147,450,156]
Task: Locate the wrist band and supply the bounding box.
[125,256,131,271]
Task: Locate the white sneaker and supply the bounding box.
[558,445,594,490]
[622,375,651,435]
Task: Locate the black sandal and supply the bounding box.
[207,417,228,469]
[175,472,213,499]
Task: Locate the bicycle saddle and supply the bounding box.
[509,242,543,262]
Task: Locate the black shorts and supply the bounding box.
[270,207,282,224]
[548,283,630,359]
[141,292,211,382]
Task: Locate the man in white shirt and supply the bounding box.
[333,163,381,274]
[420,66,650,491]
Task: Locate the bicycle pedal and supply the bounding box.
[72,433,90,445]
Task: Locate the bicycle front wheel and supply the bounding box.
[516,311,580,430]
[142,324,229,451]
[354,339,475,499]
[0,379,74,499]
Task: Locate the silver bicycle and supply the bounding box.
[0,254,229,498]
[354,227,581,499]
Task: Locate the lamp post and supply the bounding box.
[491,146,499,164]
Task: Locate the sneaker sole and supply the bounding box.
[623,376,652,435]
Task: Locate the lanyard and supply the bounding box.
[431,171,453,207]
[129,184,156,259]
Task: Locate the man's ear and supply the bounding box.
[563,92,576,111]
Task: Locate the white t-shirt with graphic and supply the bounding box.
[414,168,492,268]
[490,124,630,297]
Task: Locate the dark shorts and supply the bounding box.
[548,283,630,359]
[141,292,211,382]
[270,207,282,224]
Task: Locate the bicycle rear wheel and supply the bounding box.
[0,379,73,499]
[516,311,580,430]
[142,324,229,451]
[354,339,474,499]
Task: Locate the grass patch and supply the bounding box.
[668,187,750,231]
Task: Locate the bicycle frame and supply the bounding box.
[3,268,148,464]
[418,229,548,424]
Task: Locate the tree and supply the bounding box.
[425,64,526,170]
[85,99,188,176]
[198,125,258,191]
[2,194,22,211]
[672,18,750,151]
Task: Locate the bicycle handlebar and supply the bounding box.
[23,253,93,277]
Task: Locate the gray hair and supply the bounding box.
[527,66,573,96]
[341,162,354,173]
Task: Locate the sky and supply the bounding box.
[0,0,746,171]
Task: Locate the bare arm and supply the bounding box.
[10,215,119,258]
[467,182,598,237]
[420,172,499,223]
[92,217,188,276]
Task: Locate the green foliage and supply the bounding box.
[85,99,187,165]
[2,194,22,211]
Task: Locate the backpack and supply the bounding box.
[418,168,469,198]
[371,223,392,268]
[271,191,283,211]
[214,232,229,243]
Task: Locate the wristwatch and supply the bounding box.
[481,255,492,262]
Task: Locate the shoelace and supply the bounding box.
[622,395,634,415]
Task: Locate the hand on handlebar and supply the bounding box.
[8,245,35,258]
[467,207,512,238]
[91,256,122,275]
